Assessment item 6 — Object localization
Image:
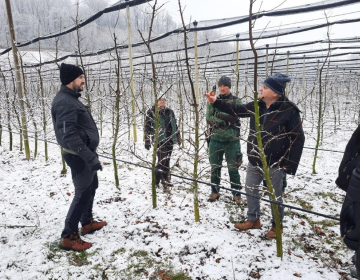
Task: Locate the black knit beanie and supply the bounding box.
[60,63,84,85]
[218,76,231,88]
[263,73,291,95]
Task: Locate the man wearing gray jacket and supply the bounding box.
[52,63,106,251]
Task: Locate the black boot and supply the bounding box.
[350,250,360,279]
[162,179,173,187]
[350,268,359,279]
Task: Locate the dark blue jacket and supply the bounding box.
[336,125,360,191]
[339,126,360,252]
[213,95,305,175]
[51,85,100,165]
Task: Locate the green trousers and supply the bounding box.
[208,139,242,196]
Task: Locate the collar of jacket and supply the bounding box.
[218,92,233,99]
[259,95,287,110]
[60,84,81,99]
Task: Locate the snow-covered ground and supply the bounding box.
[0,119,356,279]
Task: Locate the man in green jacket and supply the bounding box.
[206,76,243,205]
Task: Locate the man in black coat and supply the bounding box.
[337,125,360,278]
[205,73,305,238]
[52,63,106,251]
[144,97,181,187]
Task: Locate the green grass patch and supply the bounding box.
[297,199,313,210]
[314,192,333,199]
[68,250,92,266]
[308,219,338,229]
[151,265,192,280]
[117,250,192,279]
[111,247,126,256]
[45,241,62,262]
[171,272,192,280]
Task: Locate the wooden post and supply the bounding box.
[349,70,352,96]
[126,2,137,142]
[302,55,306,95]
[0,68,12,151]
[194,21,199,104]
[245,71,248,96]
[286,51,290,97]
[265,44,269,78]
[302,55,306,118]
[5,0,30,159]
[235,33,240,97]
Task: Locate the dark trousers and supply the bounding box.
[208,139,241,196]
[61,153,98,238]
[155,141,173,184]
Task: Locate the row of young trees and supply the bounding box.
[1,0,360,258]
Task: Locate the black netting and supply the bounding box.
[210,18,360,43]
[1,0,359,58]
[183,0,359,31]
[17,40,360,72]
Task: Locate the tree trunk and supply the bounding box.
[249,0,282,258]
[5,0,30,159]
[126,4,137,143]
[179,0,200,222]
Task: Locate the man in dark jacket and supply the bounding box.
[52,63,106,251]
[144,97,181,188]
[205,73,305,238]
[337,125,360,278]
[206,76,243,205]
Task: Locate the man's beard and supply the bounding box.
[75,84,84,92]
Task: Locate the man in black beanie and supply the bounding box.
[205,73,305,239]
[51,63,106,251]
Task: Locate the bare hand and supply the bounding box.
[204,91,217,104]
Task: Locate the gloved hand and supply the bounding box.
[283,164,296,176]
[88,156,103,172]
[177,136,182,146]
[145,139,151,150]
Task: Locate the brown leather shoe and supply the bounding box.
[208,192,220,201]
[265,225,283,239]
[61,232,92,251]
[233,196,244,205]
[234,219,261,230]
[81,219,107,235]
